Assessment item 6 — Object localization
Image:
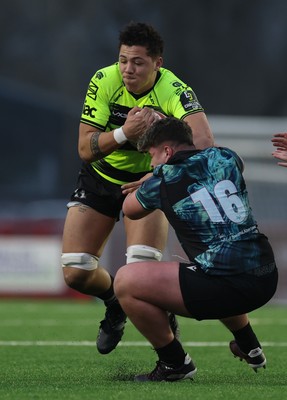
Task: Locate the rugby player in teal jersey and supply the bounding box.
[61,22,214,355]
[115,117,278,381]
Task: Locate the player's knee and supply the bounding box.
[126,245,162,264]
[113,272,121,298]
[61,252,99,289]
[114,267,129,299]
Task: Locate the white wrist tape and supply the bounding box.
[113,127,127,144]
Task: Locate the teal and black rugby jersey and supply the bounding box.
[136,147,274,275]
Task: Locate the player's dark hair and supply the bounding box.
[119,21,164,58]
[137,117,193,152]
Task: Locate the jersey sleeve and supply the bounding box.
[173,86,204,119]
[219,147,245,173]
[229,149,245,173]
[158,70,205,120]
[135,175,162,210]
[80,69,113,131]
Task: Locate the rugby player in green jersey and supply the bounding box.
[61,22,214,355]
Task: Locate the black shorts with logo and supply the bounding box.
[179,262,278,321]
[69,164,125,220]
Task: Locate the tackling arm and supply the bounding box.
[78,107,161,163]
[184,112,214,150]
[78,123,120,162]
[122,191,152,220]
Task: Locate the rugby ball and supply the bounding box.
[153,110,166,119]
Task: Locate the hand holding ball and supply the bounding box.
[153,111,166,120]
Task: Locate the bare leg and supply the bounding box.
[62,204,128,355]
[124,210,182,340]
[114,261,198,380]
[124,209,168,250]
[220,314,262,352]
[220,314,249,331]
[114,261,190,348]
[62,204,116,296]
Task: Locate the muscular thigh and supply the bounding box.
[115,261,189,315]
[62,204,116,257]
[124,209,169,250]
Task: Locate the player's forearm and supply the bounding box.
[184,113,214,150]
[193,127,214,149]
[78,124,125,162]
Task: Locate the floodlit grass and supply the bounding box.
[0,299,286,399]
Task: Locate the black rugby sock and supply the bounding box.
[155,338,186,367]
[232,323,261,354]
[97,275,116,304]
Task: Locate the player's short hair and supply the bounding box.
[119,21,164,58]
[137,117,194,152]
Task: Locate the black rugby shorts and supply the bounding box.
[179,262,278,320]
[69,164,125,220]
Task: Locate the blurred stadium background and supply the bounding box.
[0,0,286,302]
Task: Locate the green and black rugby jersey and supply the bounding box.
[80,63,204,185]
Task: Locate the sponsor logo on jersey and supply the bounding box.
[95,71,104,79]
[175,88,183,96]
[82,103,97,118]
[172,81,183,88]
[87,81,99,100]
[109,104,131,125]
[112,111,128,119]
[180,90,202,112]
[187,265,197,272]
[74,189,87,199]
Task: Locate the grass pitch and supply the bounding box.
[0,299,286,399]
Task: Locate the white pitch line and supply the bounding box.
[1,318,287,327]
[0,341,286,347]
